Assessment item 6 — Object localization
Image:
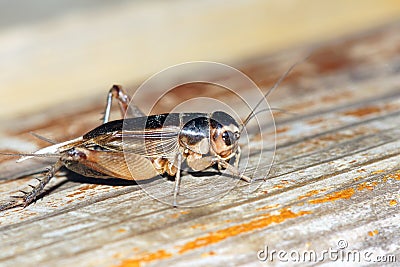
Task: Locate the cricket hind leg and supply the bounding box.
[102,84,145,123]
[20,160,63,207]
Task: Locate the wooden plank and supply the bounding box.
[0,22,400,266]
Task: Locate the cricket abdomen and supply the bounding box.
[61,147,159,180]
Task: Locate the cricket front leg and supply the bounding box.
[218,159,252,183]
[234,146,241,169]
[102,85,145,123]
[217,146,241,172]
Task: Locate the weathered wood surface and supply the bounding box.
[0,23,400,266]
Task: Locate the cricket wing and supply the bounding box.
[72,148,159,180]
[85,128,180,158]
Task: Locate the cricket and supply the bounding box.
[0,62,298,208]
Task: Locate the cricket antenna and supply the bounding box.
[0,137,83,162]
[29,132,58,144]
[240,54,310,132]
[0,152,61,159]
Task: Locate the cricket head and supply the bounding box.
[177,111,240,160]
[210,111,240,160]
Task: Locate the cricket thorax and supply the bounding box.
[178,116,211,155]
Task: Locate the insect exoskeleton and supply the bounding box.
[2,57,304,209]
[8,107,248,208]
[61,111,245,181]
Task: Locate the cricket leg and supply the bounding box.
[218,146,241,172]
[218,160,252,183]
[102,84,145,123]
[173,153,183,207]
[234,146,241,169]
[22,160,63,207]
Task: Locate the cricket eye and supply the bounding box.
[222,131,234,146]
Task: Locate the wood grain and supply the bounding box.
[0,22,400,266]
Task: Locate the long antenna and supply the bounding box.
[0,152,61,158]
[244,107,297,124]
[29,132,57,144]
[241,54,310,130]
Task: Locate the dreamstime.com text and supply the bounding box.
[257,240,397,263]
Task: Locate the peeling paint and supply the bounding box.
[357,182,377,191]
[178,209,311,254]
[368,229,379,236]
[113,209,311,267]
[308,188,355,204]
[385,171,400,181]
[115,249,172,267]
[297,189,327,200]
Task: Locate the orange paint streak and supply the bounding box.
[357,182,377,191]
[385,171,400,181]
[115,250,172,267]
[368,230,379,236]
[372,170,384,174]
[389,200,397,206]
[178,209,311,254]
[308,188,355,204]
[343,106,381,117]
[298,189,327,200]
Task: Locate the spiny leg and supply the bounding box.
[173,153,183,207]
[22,160,63,207]
[102,84,145,123]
